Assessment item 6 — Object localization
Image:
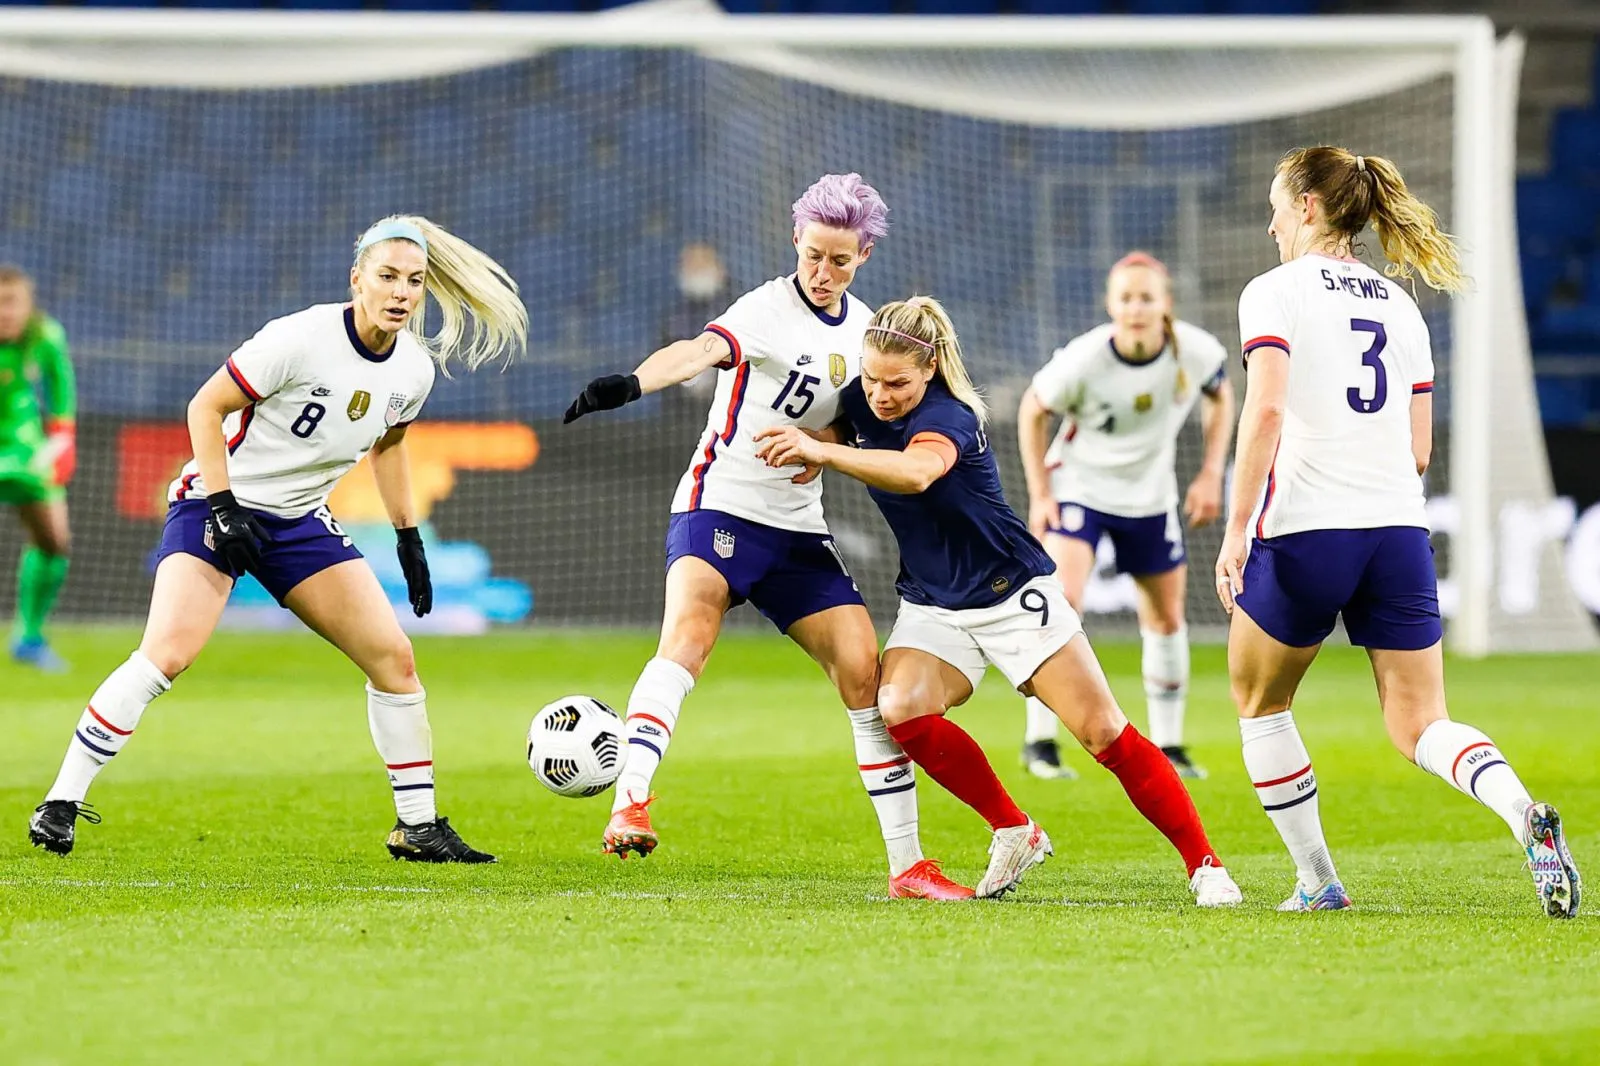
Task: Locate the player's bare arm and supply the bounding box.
[1015,386,1058,539]
[1411,390,1433,475]
[1215,347,1286,611]
[185,366,253,496]
[1186,377,1235,528]
[369,425,416,529]
[563,330,732,424]
[755,425,950,495]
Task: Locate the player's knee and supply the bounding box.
[378,636,419,690]
[39,529,70,557]
[139,643,194,680]
[835,652,880,711]
[1068,701,1128,755]
[877,682,938,728]
[654,639,709,680]
[1141,613,1182,637]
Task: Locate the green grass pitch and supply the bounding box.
[1,627,1596,1065]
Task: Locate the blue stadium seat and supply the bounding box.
[1141,126,1232,179]
[41,165,116,232]
[1535,376,1591,427]
[917,0,1003,12]
[500,0,585,9]
[1550,108,1600,186]
[1587,253,1600,305]
[1540,305,1600,352]
[715,0,801,10]
[172,0,268,8]
[1015,0,1105,12]
[196,99,274,169]
[805,0,894,11]
[280,0,365,9]
[1516,177,1597,257]
[98,103,172,166]
[1520,251,1567,313]
[1218,0,1320,12]
[1110,185,1178,252]
[1126,0,1210,13]
[144,168,223,233]
[387,0,472,9]
[298,101,375,167]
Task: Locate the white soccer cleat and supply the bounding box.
[1188,858,1242,907]
[1524,802,1581,919]
[975,817,1052,899]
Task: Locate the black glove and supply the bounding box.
[563,373,642,424]
[207,489,269,573]
[396,526,432,618]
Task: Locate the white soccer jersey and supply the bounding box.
[1031,319,1229,517]
[1237,254,1433,539]
[669,276,870,534]
[168,303,435,518]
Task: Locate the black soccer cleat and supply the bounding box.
[28,800,101,855]
[1161,745,1208,780]
[1020,739,1078,781]
[385,816,496,864]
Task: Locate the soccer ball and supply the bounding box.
[527,695,624,798]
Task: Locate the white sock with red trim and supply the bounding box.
[46,651,171,804]
[1413,720,1532,844]
[612,657,693,813]
[849,706,922,877]
[1240,710,1340,889]
[367,684,435,826]
[1141,626,1189,749]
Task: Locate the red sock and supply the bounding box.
[1095,723,1218,876]
[888,715,1026,831]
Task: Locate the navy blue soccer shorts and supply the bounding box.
[155,499,364,605]
[1049,502,1186,577]
[1235,525,1442,650]
[665,509,864,633]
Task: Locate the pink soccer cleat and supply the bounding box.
[889,858,976,901]
[602,794,658,859]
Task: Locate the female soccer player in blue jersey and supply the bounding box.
[563,175,970,900]
[755,296,1240,905]
[28,217,526,864]
[1219,146,1580,916]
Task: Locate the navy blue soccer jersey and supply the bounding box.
[838,379,1054,611]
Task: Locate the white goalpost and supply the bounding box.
[0,4,1590,654]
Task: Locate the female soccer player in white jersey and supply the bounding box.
[755,297,1241,906]
[563,174,971,900]
[28,217,528,863]
[1219,146,1581,917]
[1018,252,1235,781]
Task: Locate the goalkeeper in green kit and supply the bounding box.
[0,266,76,672]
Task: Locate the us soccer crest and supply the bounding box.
[713,529,736,559]
[347,389,372,421]
[829,353,847,387]
[1174,367,1190,400]
[1134,392,1154,413]
[384,393,409,427]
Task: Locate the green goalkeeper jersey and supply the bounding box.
[0,313,75,447]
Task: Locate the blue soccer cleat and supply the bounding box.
[11,637,68,674]
[1524,802,1581,919]
[1277,880,1353,912]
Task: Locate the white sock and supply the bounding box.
[847,706,923,877]
[612,657,694,812]
[1142,626,1189,749]
[1023,697,1059,744]
[1413,720,1533,844]
[46,652,171,804]
[367,684,436,826]
[1240,710,1340,889]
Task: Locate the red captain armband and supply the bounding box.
[1241,336,1289,367]
[704,325,742,370]
[907,432,959,476]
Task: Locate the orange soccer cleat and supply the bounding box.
[889,858,975,901]
[602,794,658,859]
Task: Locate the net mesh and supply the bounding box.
[0,46,1454,633]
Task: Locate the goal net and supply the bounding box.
[0,3,1589,653]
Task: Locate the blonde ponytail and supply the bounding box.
[355,214,529,374]
[865,295,988,425]
[1276,146,1467,294]
[1363,156,1468,294]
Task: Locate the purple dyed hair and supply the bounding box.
[791,173,890,250]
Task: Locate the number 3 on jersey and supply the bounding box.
[1347,318,1389,414]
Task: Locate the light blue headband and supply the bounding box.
[355,220,428,260]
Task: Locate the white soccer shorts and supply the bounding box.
[883,575,1084,692]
